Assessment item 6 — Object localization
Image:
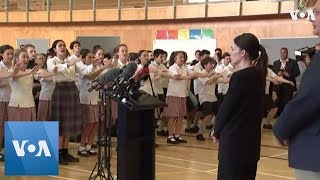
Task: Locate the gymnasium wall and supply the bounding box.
[0,16,315,54]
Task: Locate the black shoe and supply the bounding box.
[206,124,214,130]
[263,124,273,129]
[86,149,98,156]
[157,130,168,136]
[77,150,89,157]
[64,153,80,162]
[59,155,69,165]
[174,136,187,143]
[185,126,199,133]
[167,137,179,144]
[196,134,205,141]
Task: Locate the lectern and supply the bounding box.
[116,91,167,180]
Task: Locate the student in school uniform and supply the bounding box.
[196,57,228,141]
[147,50,154,61]
[24,44,41,112]
[211,33,268,180]
[214,53,235,103]
[0,45,22,161]
[8,49,54,122]
[110,44,129,133]
[77,49,108,157]
[36,53,56,121]
[185,50,211,133]
[136,50,149,72]
[47,40,96,165]
[162,51,195,144]
[25,44,37,69]
[262,67,295,129]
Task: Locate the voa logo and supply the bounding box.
[290,9,315,21]
[12,140,51,157]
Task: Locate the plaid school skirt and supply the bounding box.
[51,82,82,136]
[162,96,187,118]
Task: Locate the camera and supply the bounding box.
[295,47,316,61]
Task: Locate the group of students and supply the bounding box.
[0,33,301,179]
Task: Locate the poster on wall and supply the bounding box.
[17,39,49,54]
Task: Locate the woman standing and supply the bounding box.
[47,40,90,165]
[211,33,268,180]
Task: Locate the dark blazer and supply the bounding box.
[273,52,320,172]
[214,67,264,164]
[272,58,300,87]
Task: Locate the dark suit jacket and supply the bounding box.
[272,58,300,87]
[214,67,264,165]
[273,52,320,171]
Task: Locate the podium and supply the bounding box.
[116,91,167,180]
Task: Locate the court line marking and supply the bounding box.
[156,162,212,173]
[156,155,218,167]
[48,176,78,180]
[260,152,288,160]
[257,171,294,180]
[60,166,117,178]
[205,168,218,173]
[156,171,190,175]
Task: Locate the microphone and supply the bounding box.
[132,66,150,82]
[118,62,138,85]
[88,68,121,92]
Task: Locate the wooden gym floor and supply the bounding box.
[0,124,294,180]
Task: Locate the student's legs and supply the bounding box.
[167,117,175,137]
[174,116,187,143]
[265,107,278,124]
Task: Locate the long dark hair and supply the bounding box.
[234,33,268,88]
[48,39,65,57]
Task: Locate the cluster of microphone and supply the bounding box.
[88,62,150,104]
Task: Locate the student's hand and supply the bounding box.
[31,64,41,74]
[68,58,81,67]
[93,58,102,67]
[289,81,295,86]
[53,66,58,74]
[210,130,219,143]
[13,61,24,74]
[282,71,290,77]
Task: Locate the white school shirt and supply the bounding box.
[198,69,217,104]
[9,73,35,108]
[139,61,166,95]
[166,63,190,98]
[0,61,12,102]
[193,62,203,95]
[78,72,99,105]
[77,61,99,105]
[47,56,93,83]
[215,63,235,95]
[266,68,277,94]
[38,69,55,101]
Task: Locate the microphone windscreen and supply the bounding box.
[98,68,121,85]
[121,62,138,80]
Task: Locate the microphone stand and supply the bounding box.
[89,88,114,180]
[147,75,161,123]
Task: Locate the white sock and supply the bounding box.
[211,116,216,126]
[79,146,86,151]
[85,145,92,151]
